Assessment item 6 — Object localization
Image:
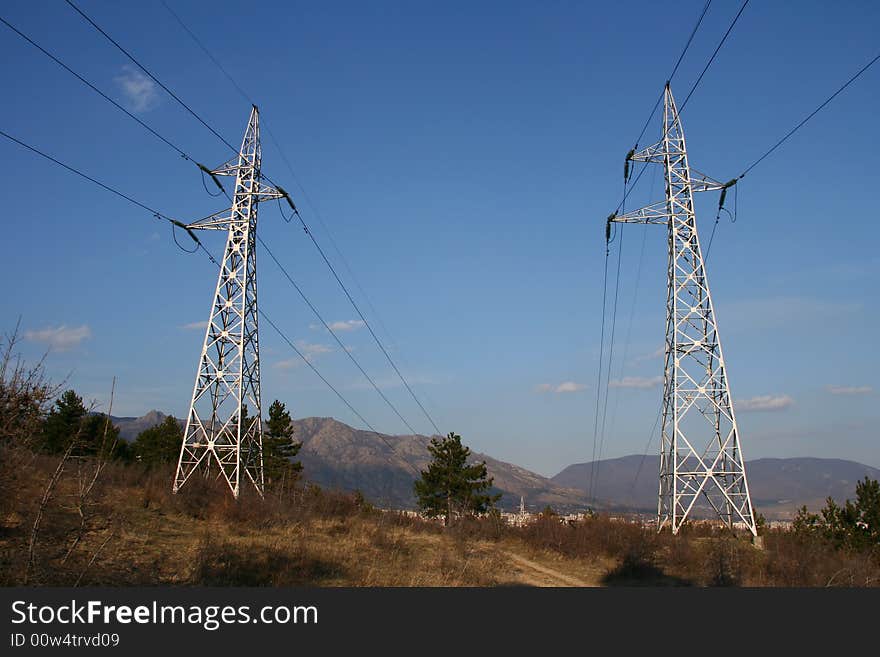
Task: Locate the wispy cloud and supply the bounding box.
[115,65,159,113]
[610,376,662,389]
[535,381,586,394]
[180,321,208,330]
[632,346,665,364]
[826,385,873,396]
[736,394,794,412]
[310,320,365,333]
[273,341,333,370]
[24,324,91,352]
[296,341,333,360]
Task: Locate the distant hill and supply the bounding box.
[110,410,173,441]
[110,411,880,518]
[291,417,585,511]
[110,412,584,511]
[552,455,880,519]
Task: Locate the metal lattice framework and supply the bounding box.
[609,84,757,535]
[173,106,284,498]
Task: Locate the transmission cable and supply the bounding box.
[587,239,611,508]
[631,0,713,151]
[613,0,750,215]
[0,126,423,477]
[64,0,240,157]
[0,15,225,193]
[72,0,443,436]
[706,48,879,257]
[740,50,880,178]
[5,10,430,441]
[257,235,422,438]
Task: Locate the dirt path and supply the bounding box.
[505,551,594,587]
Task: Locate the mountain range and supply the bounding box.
[111,411,879,519]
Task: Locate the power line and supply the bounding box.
[0,126,422,478]
[739,50,880,177]
[0,14,222,186]
[162,0,399,357]
[592,1,743,506]
[257,235,422,437]
[63,0,241,157]
[288,205,443,435]
[6,7,433,442]
[593,223,624,503]
[0,128,174,223]
[257,309,422,478]
[73,0,443,436]
[614,0,750,215]
[159,0,252,106]
[704,48,878,259]
[587,244,610,506]
[632,0,713,150]
[679,0,749,113]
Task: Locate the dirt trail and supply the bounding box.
[505,551,594,587]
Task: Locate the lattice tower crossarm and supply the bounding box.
[173,106,284,499]
[608,83,757,536]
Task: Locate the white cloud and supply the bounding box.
[114,65,159,113]
[633,346,665,364]
[296,341,333,361]
[826,385,873,396]
[24,324,91,352]
[736,394,794,412]
[610,376,662,389]
[535,381,586,394]
[274,358,303,371]
[181,321,209,330]
[310,320,365,333]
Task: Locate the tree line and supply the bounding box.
[29,389,303,486]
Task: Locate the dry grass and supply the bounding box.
[2,445,877,587]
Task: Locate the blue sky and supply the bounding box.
[1,0,878,476]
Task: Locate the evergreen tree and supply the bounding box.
[793,477,880,550]
[40,389,88,453]
[38,390,125,458]
[413,431,501,526]
[79,413,125,460]
[132,415,182,466]
[263,400,302,485]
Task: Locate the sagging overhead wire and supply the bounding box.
[0,15,222,191]
[704,47,879,259]
[63,0,241,157]
[0,126,423,478]
[613,0,751,215]
[70,0,443,437]
[257,235,423,438]
[631,0,713,152]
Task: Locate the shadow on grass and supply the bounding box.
[601,554,693,587]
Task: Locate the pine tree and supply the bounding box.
[263,400,302,485]
[413,431,501,526]
[132,415,182,466]
[38,390,125,458]
[40,389,88,453]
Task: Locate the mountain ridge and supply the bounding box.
[110,412,879,518]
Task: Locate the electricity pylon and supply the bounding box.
[608,83,757,536]
[173,106,285,498]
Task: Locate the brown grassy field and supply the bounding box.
[1,446,878,587]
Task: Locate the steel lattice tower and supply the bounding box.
[608,84,757,535]
[173,106,284,498]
